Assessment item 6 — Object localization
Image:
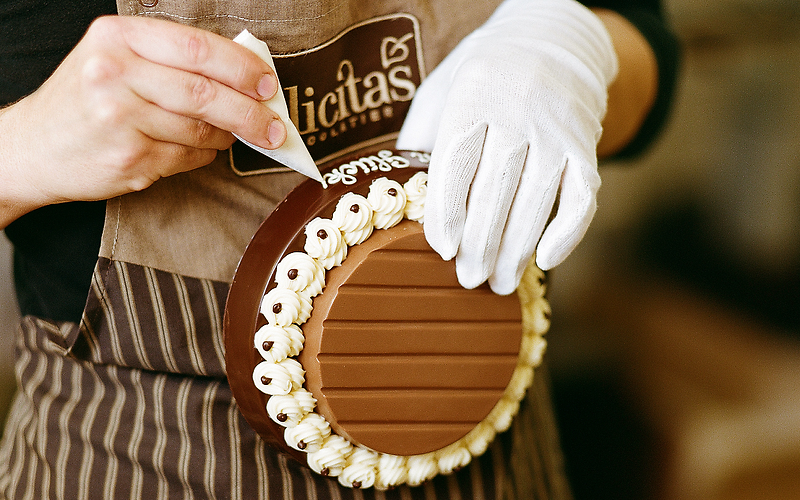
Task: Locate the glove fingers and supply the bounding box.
[455,133,527,290]
[488,152,563,295]
[424,121,487,260]
[535,155,600,270]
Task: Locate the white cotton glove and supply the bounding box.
[396,0,617,295]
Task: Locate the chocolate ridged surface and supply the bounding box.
[300,221,522,456]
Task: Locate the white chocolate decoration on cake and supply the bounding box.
[266,388,316,427]
[251,169,550,489]
[366,177,407,229]
[304,218,347,269]
[403,171,427,222]
[339,447,379,489]
[285,413,331,453]
[253,357,305,396]
[260,288,312,327]
[275,252,325,298]
[375,454,408,490]
[332,193,374,245]
[307,435,353,477]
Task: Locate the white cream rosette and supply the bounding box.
[406,453,438,487]
[285,413,331,453]
[367,178,407,229]
[403,171,428,223]
[375,454,408,490]
[339,447,379,489]
[260,288,312,327]
[254,324,304,363]
[307,435,353,477]
[304,217,347,269]
[266,388,316,427]
[252,358,305,396]
[436,442,472,475]
[332,192,375,246]
[275,251,326,298]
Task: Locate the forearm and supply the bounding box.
[592,8,658,159]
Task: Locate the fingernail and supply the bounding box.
[257,74,278,100]
[268,119,285,146]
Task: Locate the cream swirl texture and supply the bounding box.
[304,218,347,269]
[266,388,316,427]
[252,358,305,396]
[254,324,304,363]
[375,454,408,490]
[405,453,438,487]
[285,413,331,453]
[367,178,407,229]
[275,252,326,298]
[307,435,353,477]
[260,288,312,326]
[332,193,374,246]
[436,443,472,475]
[339,447,379,489]
[486,397,520,433]
[464,421,495,457]
[403,171,427,223]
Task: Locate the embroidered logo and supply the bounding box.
[232,14,425,176]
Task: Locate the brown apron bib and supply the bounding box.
[0,1,573,498]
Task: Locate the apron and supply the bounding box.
[0,1,573,498]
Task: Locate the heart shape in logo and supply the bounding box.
[380,33,414,69]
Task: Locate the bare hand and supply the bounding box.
[0,15,286,226]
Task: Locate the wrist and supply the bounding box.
[593,8,659,158]
[0,101,50,229]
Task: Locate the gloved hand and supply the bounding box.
[396,0,618,295]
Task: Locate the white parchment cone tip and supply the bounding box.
[233,30,323,183]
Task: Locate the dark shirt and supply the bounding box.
[1,0,679,323]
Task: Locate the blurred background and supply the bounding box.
[2,0,800,498]
[546,0,800,499]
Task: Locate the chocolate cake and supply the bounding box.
[224,145,550,489]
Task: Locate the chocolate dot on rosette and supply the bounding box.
[260,287,312,327]
[254,324,305,363]
[307,434,353,478]
[339,447,379,489]
[252,358,305,396]
[275,251,325,298]
[367,178,407,229]
[303,217,347,270]
[332,192,374,246]
[266,387,317,427]
[284,413,331,453]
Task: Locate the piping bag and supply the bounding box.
[233,30,323,183]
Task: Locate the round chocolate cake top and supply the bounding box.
[224,144,548,489]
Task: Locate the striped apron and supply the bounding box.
[0,1,573,498]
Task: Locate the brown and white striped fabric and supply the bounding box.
[0,257,572,499]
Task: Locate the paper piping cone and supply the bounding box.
[233,30,323,183]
